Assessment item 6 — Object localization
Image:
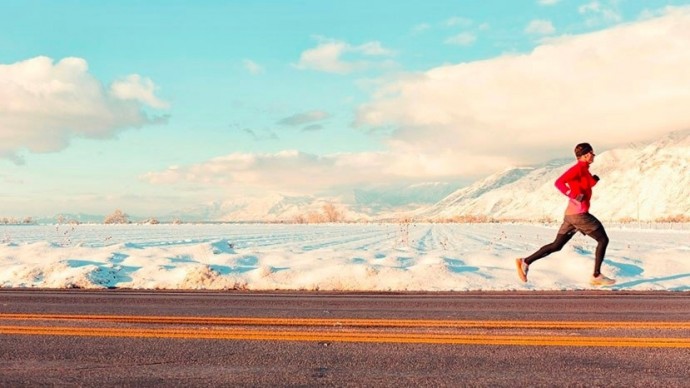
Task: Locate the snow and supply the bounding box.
[1,223,688,291]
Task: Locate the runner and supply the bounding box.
[516,143,615,286]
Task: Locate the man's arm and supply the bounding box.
[554,165,579,197]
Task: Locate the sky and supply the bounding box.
[2,0,690,218]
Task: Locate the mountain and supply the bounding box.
[416,131,690,222]
[166,182,462,222]
[167,194,372,223]
[34,213,106,224]
[352,182,462,213]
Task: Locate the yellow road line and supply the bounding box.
[1,325,689,347]
[2,314,689,329]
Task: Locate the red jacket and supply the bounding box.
[555,160,598,215]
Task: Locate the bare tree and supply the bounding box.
[306,211,325,224]
[322,203,343,222]
[104,209,129,224]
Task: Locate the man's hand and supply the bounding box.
[593,175,600,182]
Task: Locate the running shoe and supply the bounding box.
[590,274,616,286]
[515,258,528,283]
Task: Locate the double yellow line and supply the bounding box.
[1,314,689,348]
[3,314,690,329]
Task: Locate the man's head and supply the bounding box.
[574,142,595,163]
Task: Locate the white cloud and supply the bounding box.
[242,59,264,75]
[444,32,477,46]
[355,9,690,170]
[443,17,480,46]
[297,40,350,74]
[357,41,393,56]
[445,17,473,28]
[525,19,556,35]
[143,147,484,197]
[0,56,168,163]
[295,38,396,74]
[579,1,622,25]
[144,151,388,192]
[538,0,560,5]
[579,0,601,13]
[110,74,169,109]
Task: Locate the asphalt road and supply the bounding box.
[1,289,689,387]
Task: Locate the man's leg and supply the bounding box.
[587,227,609,277]
[570,213,610,278]
[524,231,575,265]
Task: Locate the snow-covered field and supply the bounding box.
[1,223,688,291]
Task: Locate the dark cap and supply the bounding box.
[574,143,593,157]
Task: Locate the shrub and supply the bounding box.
[655,214,690,223]
[322,203,343,222]
[104,209,129,224]
[306,211,325,224]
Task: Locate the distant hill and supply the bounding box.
[415,130,690,222]
[34,213,105,224]
[165,182,461,223]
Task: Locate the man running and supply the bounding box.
[516,143,616,286]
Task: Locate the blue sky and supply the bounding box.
[2,0,690,218]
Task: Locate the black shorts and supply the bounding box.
[557,213,604,236]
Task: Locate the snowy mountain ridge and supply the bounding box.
[153,181,462,223]
[416,131,690,222]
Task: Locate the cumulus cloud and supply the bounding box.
[295,37,396,74]
[110,74,169,108]
[356,9,690,170]
[525,19,556,35]
[144,151,381,192]
[0,56,168,163]
[142,148,484,196]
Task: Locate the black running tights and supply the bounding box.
[524,228,609,276]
